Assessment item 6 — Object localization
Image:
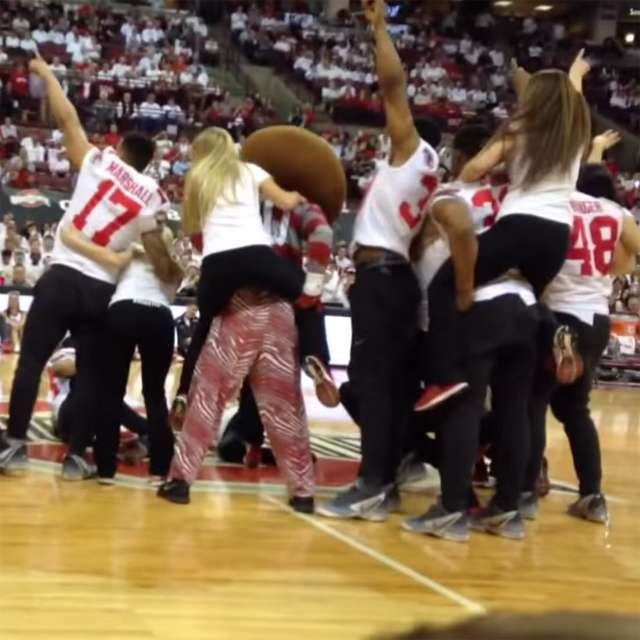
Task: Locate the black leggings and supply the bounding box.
[177,246,304,396]
[526,312,610,496]
[428,214,571,384]
[94,300,175,477]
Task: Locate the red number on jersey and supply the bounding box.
[471,187,500,229]
[73,180,143,246]
[567,215,619,276]
[399,175,438,229]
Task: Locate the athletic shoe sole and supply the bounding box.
[415,382,469,412]
[303,356,340,408]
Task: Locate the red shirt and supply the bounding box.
[104,132,121,148]
[10,70,29,98]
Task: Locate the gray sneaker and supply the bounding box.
[61,455,96,481]
[316,481,393,522]
[402,501,470,542]
[0,437,29,475]
[518,492,539,521]
[568,494,609,524]
[396,452,428,487]
[470,505,526,540]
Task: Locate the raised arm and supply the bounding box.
[587,130,621,164]
[511,58,531,101]
[61,224,134,271]
[568,48,590,95]
[431,197,478,311]
[29,52,92,169]
[362,0,419,165]
[460,138,512,184]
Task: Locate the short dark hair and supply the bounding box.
[453,125,492,160]
[120,132,155,173]
[2,249,12,259]
[577,164,618,203]
[415,118,442,150]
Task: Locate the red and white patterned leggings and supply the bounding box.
[170,289,315,498]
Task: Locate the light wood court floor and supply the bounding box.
[0,358,639,639]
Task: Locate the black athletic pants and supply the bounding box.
[8,265,114,455]
[218,305,331,462]
[348,260,420,488]
[525,312,610,496]
[177,246,304,396]
[94,300,175,477]
[438,295,539,513]
[428,215,571,384]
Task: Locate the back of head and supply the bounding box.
[501,70,591,189]
[182,127,242,235]
[119,132,155,173]
[415,118,442,150]
[577,163,618,202]
[452,124,492,175]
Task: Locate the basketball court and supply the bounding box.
[0,356,638,639]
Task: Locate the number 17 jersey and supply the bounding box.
[52,146,166,285]
[544,191,627,324]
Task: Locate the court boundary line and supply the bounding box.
[263,494,487,615]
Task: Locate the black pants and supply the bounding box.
[8,265,114,455]
[218,306,330,462]
[56,390,148,442]
[95,300,175,477]
[177,246,304,396]
[438,295,538,512]
[428,215,571,384]
[348,261,420,488]
[526,312,610,496]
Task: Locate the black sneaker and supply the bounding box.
[157,479,190,505]
[568,494,608,524]
[0,436,28,475]
[402,501,470,542]
[289,496,315,514]
[470,504,525,540]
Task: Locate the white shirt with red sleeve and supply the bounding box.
[353,139,440,260]
[51,146,163,284]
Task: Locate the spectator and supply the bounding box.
[9,263,30,288]
[334,242,353,274]
[175,303,198,358]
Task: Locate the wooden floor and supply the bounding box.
[0,357,639,639]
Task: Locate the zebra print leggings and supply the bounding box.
[170,289,315,498]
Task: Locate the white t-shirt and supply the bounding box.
[544,193,627,324]
[499,142,583,225]
[353,140,440,260]
[202,162,272,257]
[111,257,175,307]
[52,147,164,284]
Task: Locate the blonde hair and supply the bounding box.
[496,70,591,190]
[181,127,244,235]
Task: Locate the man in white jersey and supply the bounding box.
[404,125,540,541]
[0,53,178,479]
[521,164,640,524]
[319,0,474,521]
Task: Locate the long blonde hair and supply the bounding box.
[496,70,591,189]
[182,128,243,235]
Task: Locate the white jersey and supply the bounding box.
[111,257,175,308]
[353,139,440,260]
[544,192,627,325]
[52,147,165,284]
[415,180,534,331]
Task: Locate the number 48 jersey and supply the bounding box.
[52,146,167,285]
[545,191,627,324]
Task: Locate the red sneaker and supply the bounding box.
[414,382,469,412]
[303,356,340,408]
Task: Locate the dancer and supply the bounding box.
[0,53,174,478]
[318,0,441,521]
[417,51,592,411]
